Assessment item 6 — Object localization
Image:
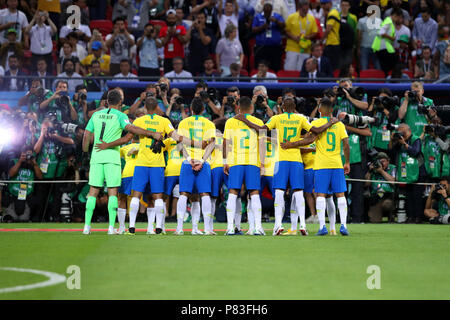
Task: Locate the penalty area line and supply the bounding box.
[0,267,66,294]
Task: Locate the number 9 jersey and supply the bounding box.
[311,118,348,170]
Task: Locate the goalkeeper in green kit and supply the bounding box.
[82,90,163,235]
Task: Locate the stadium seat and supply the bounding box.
[89,20,113,38]
[240,69,248,76]
[359,69,386,82]
[277,70,300,83]
[149,20,167,29]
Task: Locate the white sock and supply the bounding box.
[201,196,212,233]
[129,197,140,229]
[191,201,201,231]
[147,207,155,231]
[250,194,262,231]
[235,197,242,230]
[226,193,237,231]
[290,195,298,231]
[162,202,167,231]
[316,196,326,229]
[117,208,126,229]
[154,199,164,229]
[210,198,217,232]
[247,198,255,232]
[274,189,285,229]
[176,195,188,232]
[293,190,306,229]
[337,197,348,228]
[326,197,336,231]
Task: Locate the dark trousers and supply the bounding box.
[405,183,425,220]
[323,45,341,71]
[31,182,60,222]
[349,162,365,223]
[340,47,353,71]
[254,45,283,72]
[376,49,397,76]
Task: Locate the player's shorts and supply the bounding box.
[164,175,179,196]
[211,166,228,198]
[131,166,165,194]
[119,176,133,195]
[273,161,304,190]
[228,165,260,191]
[89,163,121,188]
[260,175,274,195]
[179,161,211,194]
[304,169,314,193]
[314,169,347,194]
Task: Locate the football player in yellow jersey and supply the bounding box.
[175,98,216,235]
[223,96,266,236]
[235,96,336,235]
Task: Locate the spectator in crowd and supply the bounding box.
[338,0,357,71]
[59,13,91,51]
[164,57,194,82]
[87,28,107,54]
[412,6,438,54]
[300,57,327,82]
[218,0,239,38]
[112,0,150,39]
[414,45,438,79]
[165,88,188,128]
[198,56,220,79]
[251,60,277,83]
[357,7,382,71]
[57,42,81,75]
[252,85,275,122]
[191,0,220,36]
[60,32,88,62]
[424,177,450,224]
[321,0,340,71]
[252,1,285,72]
[25,10,56,74]
[300,43,333,78]
[84,60,107,92]
[114,59,139,81]
[435,39,450,80]
[284,0,317,71]
[0,28,23,70]
[157,9,188,74]
[40,80,78,123]
[31,58,52,90]
[223,62,244,81]
[80,41,111,75]
[56,59,84,92]
[175,8,190,31]
[0,0,29,45]
[389,123,426,224]
[364,152,396,223]
[398,81,434,138]
[1,54,26,91]
[372,8,404,76]
[106,17,136,76]
[396,34,413,72]
[255,0,290,21]
[215,24,243,76]
[383,0,411,26]
[393,9,411,49]
[136,22,159,78]
[186,11,214,76]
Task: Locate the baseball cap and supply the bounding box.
[166,9,176,16]
[398,34,410,43]
[92,41,102,50]
[6,28,17,35]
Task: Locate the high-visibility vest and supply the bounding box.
[372,16,395,53]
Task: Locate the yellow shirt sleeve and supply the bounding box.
[339,123,349,140]
[302,116,313,132]
[164,118,175,136]
[265,115,277,131]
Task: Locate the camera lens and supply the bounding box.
[175,96,184,105]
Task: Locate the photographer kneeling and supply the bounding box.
[424,178,450,225]
[364,152,396,223]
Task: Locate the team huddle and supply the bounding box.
[81,89,351,237]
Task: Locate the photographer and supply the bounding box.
[3,146,42,222]
[389,123,427,223]
[424,178,450,225]
[165,88,188,128]
[398,81,435,138]
[72,84,88,126]
[364,152,397,223]
[368,88,400,154]
[84,60,106,92]
[17,79,52,118]
[333,78,371,223]
[252,85,275,122]
[129,82,167,116]
[211,86,240,131]
[39,80,78,123]
[193,82,222,120]
[136,22,160,78]
[420,117,449,180]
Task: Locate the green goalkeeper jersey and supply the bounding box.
[85,108,130,166]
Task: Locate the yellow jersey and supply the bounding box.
[224,115,264,167]
[311,118,348,170]
[209,133,224,169]
[120,143,139,178]
[285,12,318,54]
[81,54,111,74]
[164,138,183,177]
[302,142,316,170]
[266,113,312,163]
[325,9,340,46]
[133,114,175,167]
[263,138,277,177]
[178,115,216,161]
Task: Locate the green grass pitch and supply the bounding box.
[0,223,449,300]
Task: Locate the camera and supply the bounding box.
[175,96,184,105]
[337,86,365,101]
[226,96,235,105]
[35,87,45,97]
[256,94,266,105]
[374,96,399,111]
[407,90,419,102]
[424,124,450,140]
[58,91,70,108]
[77,92,87,101]
[432,183,446,200]
[150,7,157,17]
[59,123,79,135]
[146,91,155,99]
[199,90,209,101]
[26,154,34,161]
[392,132,403,140]
[158,83,168,92]
[341,114,380,127]
[386,123,399,131]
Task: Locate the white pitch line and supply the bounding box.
[0,267,66,294]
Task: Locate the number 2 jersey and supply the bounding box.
[85,108,131,166]
[311,118,348,170]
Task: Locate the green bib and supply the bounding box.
[422,135,442,178]
[370,164,396,195]
[397,135,420,183]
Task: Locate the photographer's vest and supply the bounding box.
[372,16,395,53]
[422,134,443,178]
[371,164,396,196]
[370,109,400,150]
[35,134,67,179]
[400,96,434,137]
[438,197,450,216]
[441,135,450,177]
[397,135,421,183]
[8,159,35,199]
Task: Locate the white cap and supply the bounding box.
[166,9,176,16]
